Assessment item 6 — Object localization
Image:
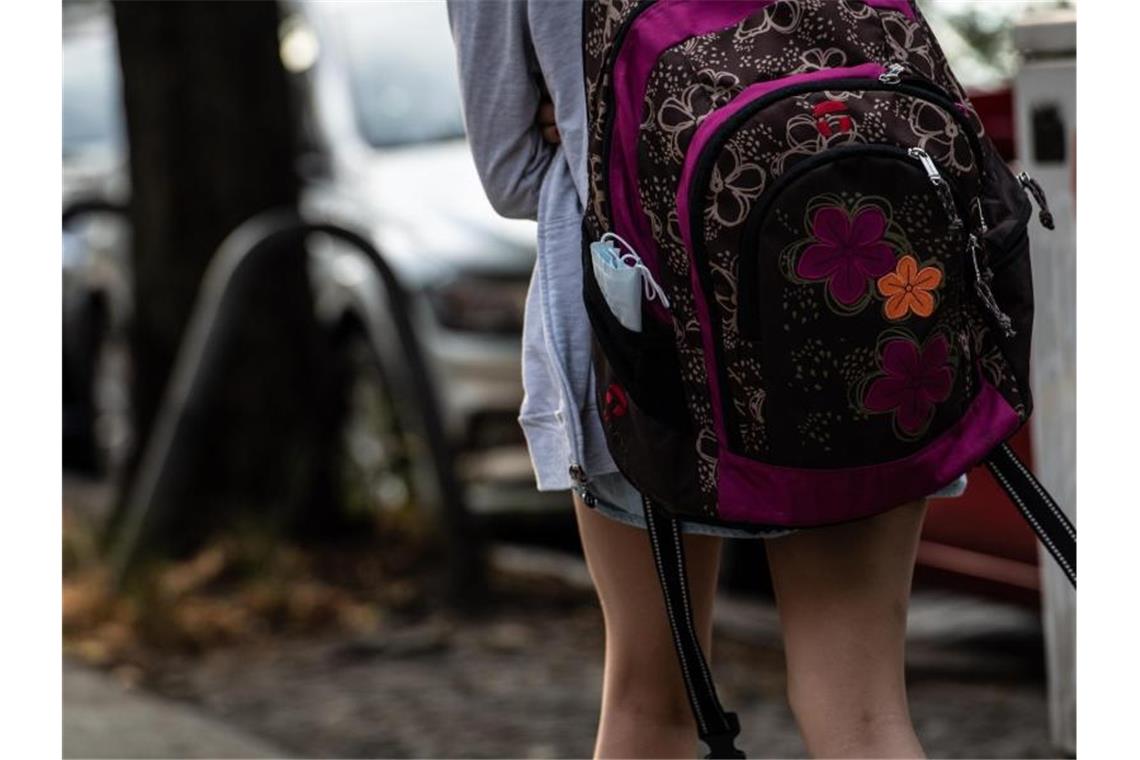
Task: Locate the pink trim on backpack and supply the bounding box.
[675,63,885,443]
[867,0,917,20]
[606,0,913,324]
[716,380,1020,526]
[608,0,774,323]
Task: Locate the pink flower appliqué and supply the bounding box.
[796,205,896,306]
[863,334,954,437]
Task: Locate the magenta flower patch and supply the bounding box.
[796,205,896,305]
[864,334,953,437]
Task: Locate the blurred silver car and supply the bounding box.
[62,1,561,517]
[62,9,132,475]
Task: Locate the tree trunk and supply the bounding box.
[112,0,345,552]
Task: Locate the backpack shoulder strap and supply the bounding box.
[985,442,1076,587]
[642,494,745,759]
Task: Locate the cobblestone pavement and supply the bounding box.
[110,546,1057,760]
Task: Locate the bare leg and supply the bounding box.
[765,500,928,759]
[574,494,722,759]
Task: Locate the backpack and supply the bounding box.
[579,1,1076,756]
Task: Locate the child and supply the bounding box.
[448,3,963,756]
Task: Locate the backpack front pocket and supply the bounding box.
[727,146,976,466]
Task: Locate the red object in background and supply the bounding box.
[917,427,1041,606]
[969,88,1017,162]
[913,86,1042,607]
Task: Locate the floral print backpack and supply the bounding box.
[580,1,1075,755]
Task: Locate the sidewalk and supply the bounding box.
[63,660,286,759]
[62,545,1054,759]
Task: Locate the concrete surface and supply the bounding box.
[61,543,1061,759]
[64,660,285,759]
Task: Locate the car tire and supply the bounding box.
[63,297,132,479]
[337,327,425,519]
[335,321,487,601]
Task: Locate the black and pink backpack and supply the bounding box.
[580,1,1075,755]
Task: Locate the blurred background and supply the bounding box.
[61,1,1076,758]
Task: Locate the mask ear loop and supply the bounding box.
[599,232,671,309]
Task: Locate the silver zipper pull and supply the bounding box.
[968,234,1016,338]
[1018,171,1056,230]
[879,63,906,85]
[909,147,963,230]
[971,196,989,235]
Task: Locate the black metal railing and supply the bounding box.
[63,204,482,601]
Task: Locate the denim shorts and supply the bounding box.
[574,470,969,540]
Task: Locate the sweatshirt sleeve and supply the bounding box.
[447,0,553,221]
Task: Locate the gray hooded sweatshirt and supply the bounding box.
[446,0,615,491]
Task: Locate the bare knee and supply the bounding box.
[602,640,695,729]
[786,675,921,759]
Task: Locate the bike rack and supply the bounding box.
[98,208,482,600]
[62,198,129,228]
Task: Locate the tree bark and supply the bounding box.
[112,0,345,551]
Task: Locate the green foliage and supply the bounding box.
[917,0,1075,84]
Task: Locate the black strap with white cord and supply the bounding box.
[642,494,745,759]
[984,442,1076,587]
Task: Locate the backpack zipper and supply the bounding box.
[909,147,964,230]
[1018,171,1056,230]
[685,74,986,263]
[968,234,1017,338]
[878,62,907,85]
[685,73,983,335]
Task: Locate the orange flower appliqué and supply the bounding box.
[877,255,943,320]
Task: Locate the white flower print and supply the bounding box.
[734,0,804,42]
[657,84,707,161]
[839,0,875,19]
[881,16,937,80]
[777,101,863,174]
[908,100,975,173]
[709,255,739,327]
[706,145,767,228]
[696,69,742,106]
[794,47,848,73]
[657,73,739,161]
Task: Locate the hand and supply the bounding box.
[536,98,560,145]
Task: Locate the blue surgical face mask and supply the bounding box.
[591,238,644,332]
[588,233,670,334]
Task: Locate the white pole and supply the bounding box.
[1013,12,1077,754]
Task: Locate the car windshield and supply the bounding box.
[336,1,466,149]
[63,20,126,159]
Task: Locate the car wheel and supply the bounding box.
[63,298,132,480]
[91,326,133,479]
[336,323,486,601]
[337,328,428,526]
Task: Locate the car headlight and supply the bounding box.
[426,276,529,334]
